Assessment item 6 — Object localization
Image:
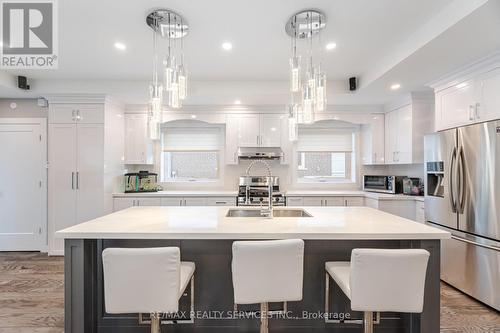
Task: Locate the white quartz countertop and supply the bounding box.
[113,190,238,197]
[56,206,448,240]
[285,190,424,201]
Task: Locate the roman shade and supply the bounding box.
[162,127,221,151]
[297,128,354,152]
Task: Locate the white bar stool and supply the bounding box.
[232,239,305,333]
[102,247,195,333]
[325,248,430,333]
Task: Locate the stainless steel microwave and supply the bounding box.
[363,175,404,194]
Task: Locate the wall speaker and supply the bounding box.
[17,76,30,90]
[349,77,357,91]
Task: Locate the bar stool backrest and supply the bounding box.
[102,247,181,314]
[350,248,430,313]
[232,239,305,304]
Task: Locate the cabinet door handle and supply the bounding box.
[469,105,475,120]
[257,135,260,146]
[184,199,187,206]
[76,109,81,121]
[215,201,227,205]
[71,110,76,121]
[180,199,182,206]
[71,172,75,189]
[475,102,480,119]
[76,172,79,189]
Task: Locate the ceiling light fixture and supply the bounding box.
[114,42,126,50]
[146,9,189,139]
[390,83,401,90]
[234,99,241,105]
[222,42,233,50]
[285,9,327,140]
[325,42,336,50]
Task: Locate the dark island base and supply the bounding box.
[65,239,440,333]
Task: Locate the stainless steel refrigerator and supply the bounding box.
[424,121,500,311]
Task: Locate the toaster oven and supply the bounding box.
[363,175,404,194]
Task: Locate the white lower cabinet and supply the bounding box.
[287,196,363,207]
[113,197,161,211]
[205,197,236,206]
[114,196,237,211]
[415,201,425,223]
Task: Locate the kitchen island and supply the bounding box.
[57,206,450,333]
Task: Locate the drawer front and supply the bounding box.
[286,197,304,207]
[205,197,235,206]
[302,197,324,206]
[345,197,364,206]
[136,198,161,206]
[323,197,345,206]
[161,197,184,206]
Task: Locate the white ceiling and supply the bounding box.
[11,0,455,80]
[1,0,499,105]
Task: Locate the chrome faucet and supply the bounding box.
[245,160,273,218]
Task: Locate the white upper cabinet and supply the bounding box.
[260,114,283,147]
[48,104,104,124]
[225,113,285,164]
[237,114,261,147]
[433,55,500,131]
[435,79,478,131]
[124,113,154,165]
[477,67,500,123]
[361,114,385,165]
[384,93,433,164]
[229,114,283,148]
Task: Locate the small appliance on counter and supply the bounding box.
[363,175,404,194]
[124,171,159,193]
[402,177,423,196]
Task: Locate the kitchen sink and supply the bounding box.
[226,209,312,218]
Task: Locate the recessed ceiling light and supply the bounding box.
[191,115,197,119]
[390,83,401,90]
[222,42,233,51]
[234,99,241,105]
[456,82,468,89]
[114,42,126,51]
[325,42,337,50]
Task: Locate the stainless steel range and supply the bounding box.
[237,176,285,206]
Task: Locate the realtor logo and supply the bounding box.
[1,0,58,69]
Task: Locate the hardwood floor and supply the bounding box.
[0,252,498,332]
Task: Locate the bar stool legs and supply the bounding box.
[363,312,373,333]
[260,302,269,333]
[150,312,161,333]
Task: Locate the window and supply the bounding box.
[296,126,356,183]
[161,125,222,182]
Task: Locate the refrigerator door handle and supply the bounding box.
[449,146,457,212]
[457,146,466,213]
[451,235,500,252]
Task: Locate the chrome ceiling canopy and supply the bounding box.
[285,9,326,39]
[146,9,189,38]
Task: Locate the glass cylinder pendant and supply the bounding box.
[169,70,181,109]
[178,65,187,100]
[287,104,299,141]
[315,72,326,111]
[290,56,301,92]
[148,83,163,140]
[164,56,176,91]
[302,84,314,124]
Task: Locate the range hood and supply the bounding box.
[237,147,283,160]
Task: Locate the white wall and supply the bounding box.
[0,99,47,118]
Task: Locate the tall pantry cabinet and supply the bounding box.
[47,96,124,255]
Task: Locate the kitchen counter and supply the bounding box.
[113,190,238,197]
[285,190,424,201]
[57,206,447,240]
[61,206,445,333]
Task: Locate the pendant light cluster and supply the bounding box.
[146,9,189,140]
[285,10,327,141]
